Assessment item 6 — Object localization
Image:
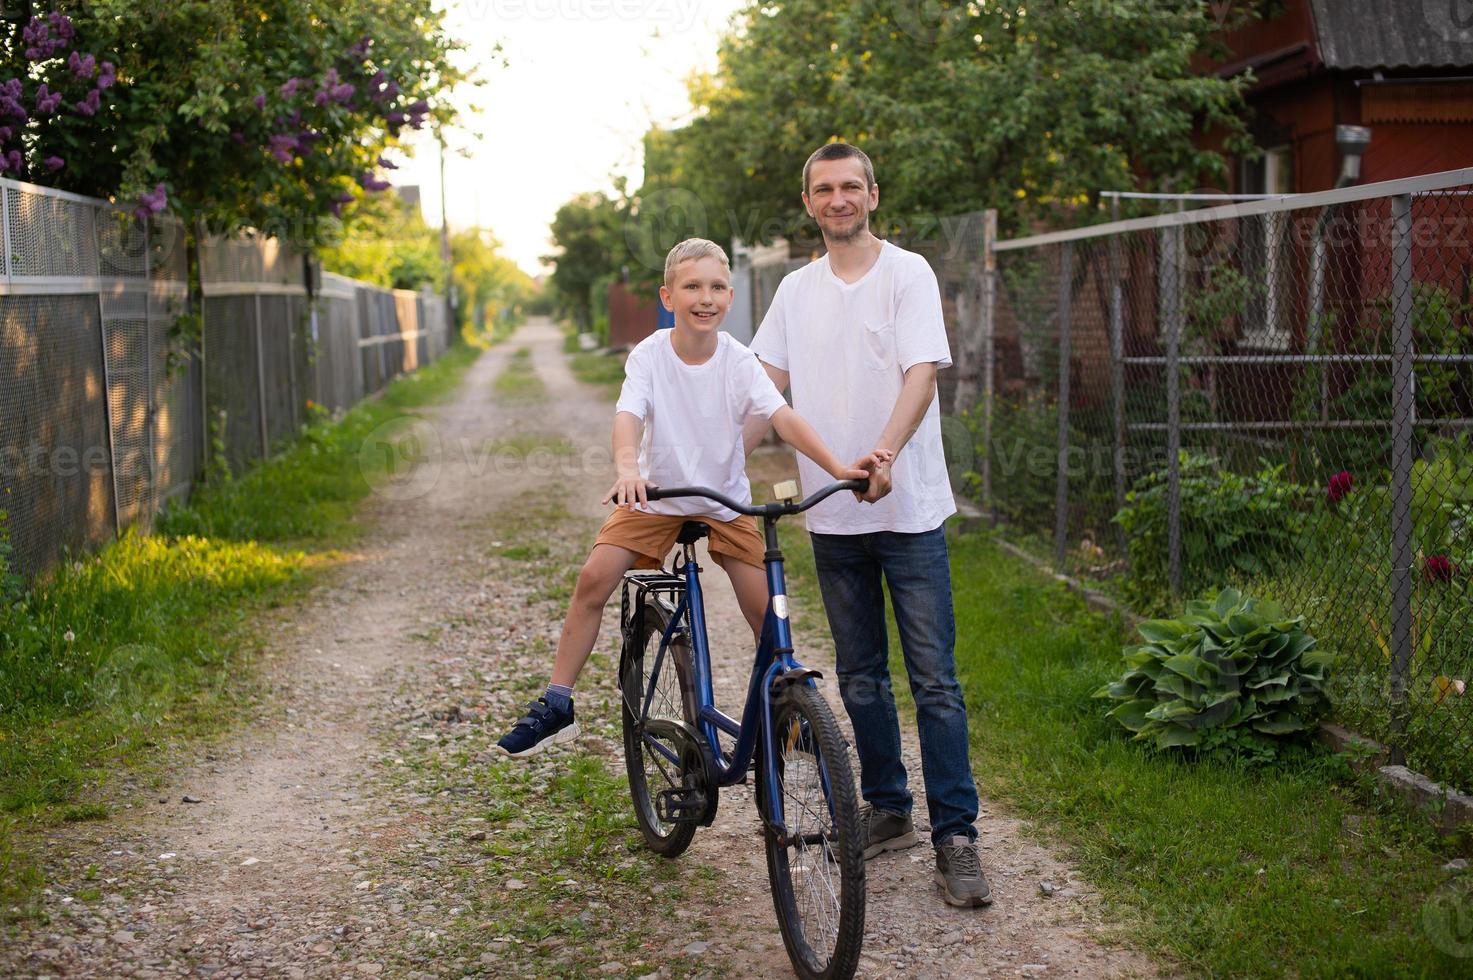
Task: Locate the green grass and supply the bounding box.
[494,347,547,403]
[775,524,1471,977]
[569,350,626,399]
[0,343,480,919]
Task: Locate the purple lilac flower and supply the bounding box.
[0,127,10,142]
[69,51,96,79]
[280,77,300,98]
[48,12,75,41]
[43,155,63,172]
[407,113,426,130]
[358,173,391,192]
[331,82,355,104]
[73,88,101,117]
[35,84,63,115]
[97,62,116,90]
[298,128,322,145]
[377,156,397,170]
[268,134,300,163]
[385,111,405,125]
[349,36,372,57]
[138,183,168,215]
[253,93,266,110]
[6,150,22,172]
[229,131,247,145]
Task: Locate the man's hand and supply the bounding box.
[603,476,651,511]
[850,450,894,502]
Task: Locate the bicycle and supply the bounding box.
[618,478,866,980]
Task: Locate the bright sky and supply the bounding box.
[393,0,747,277]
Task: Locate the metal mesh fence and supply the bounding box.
[0,178,450,584]
[970,170,1473,792]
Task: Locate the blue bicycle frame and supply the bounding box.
[631,478,865,833]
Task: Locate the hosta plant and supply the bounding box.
[1095,589,1336,758]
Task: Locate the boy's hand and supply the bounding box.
[603,476,651,511]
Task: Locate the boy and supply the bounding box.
[496,238,883,757]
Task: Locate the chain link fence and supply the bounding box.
[745,168,1473,793]
[1,177,453,584]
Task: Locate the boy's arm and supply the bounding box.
[602,411,648,509]
[743,360,791,454]
[769,406,874,481]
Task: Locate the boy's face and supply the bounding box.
[659,256,732,334]
[803,157,878,244]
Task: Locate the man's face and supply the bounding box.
[803,158,878,244]
[659,256,732,334]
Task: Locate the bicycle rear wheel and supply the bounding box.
[620,597,699,857]
[760,684,865,980]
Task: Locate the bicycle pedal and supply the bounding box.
[655,787,708,824]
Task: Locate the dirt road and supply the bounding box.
[2,318,1158,979]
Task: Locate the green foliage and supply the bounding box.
[1094,589,1335,761]
[543,189,630,332]
[0,508,23,603]
[319,192,445,290]
[0,1,471,245]
[1113,452,1311,613]
[653,0,1253,245]
[451,228,537,346]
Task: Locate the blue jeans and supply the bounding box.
[810,527,978,845]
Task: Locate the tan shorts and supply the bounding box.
[594,507,765,570]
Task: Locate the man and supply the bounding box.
[749,142,990,908]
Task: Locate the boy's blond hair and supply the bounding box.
[664,238,730,288]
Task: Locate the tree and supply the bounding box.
[658,0,1255,240]
[542,189,630,332]
[451,227,538,343]
[0,1,471,246]
[318,191,445,291]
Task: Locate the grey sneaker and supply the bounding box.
[934,835,992,907]
[858,804,919,859]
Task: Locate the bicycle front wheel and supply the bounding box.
[760,683,865,980]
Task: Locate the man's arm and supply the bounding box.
[857,362,939,502]
[743,360,791,454]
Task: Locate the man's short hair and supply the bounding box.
[803,143,875,195]
[664,238,730,287]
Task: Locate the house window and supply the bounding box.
[1238,145,1294,350]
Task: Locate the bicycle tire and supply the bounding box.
[759,683,865,980]
[620,596,699,858]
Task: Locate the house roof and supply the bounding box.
[1309,0,1473,70]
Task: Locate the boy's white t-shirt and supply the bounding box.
[750,241,956,535]
[615,329,788,522]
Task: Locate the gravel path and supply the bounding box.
[2,318,1162,979]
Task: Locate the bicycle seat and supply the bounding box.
[676,521,711,545]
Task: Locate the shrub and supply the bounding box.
[1094,588,1335,763]
[1113,452,1310,614]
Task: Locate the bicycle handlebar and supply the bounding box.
[645,478,869,518]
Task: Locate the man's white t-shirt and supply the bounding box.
[615,329,788,522]
[750,241,956,535]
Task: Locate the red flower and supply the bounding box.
[1326,470,1353,503]
[1424,554,1454,583]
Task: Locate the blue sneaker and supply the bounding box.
[496,697,579,757]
